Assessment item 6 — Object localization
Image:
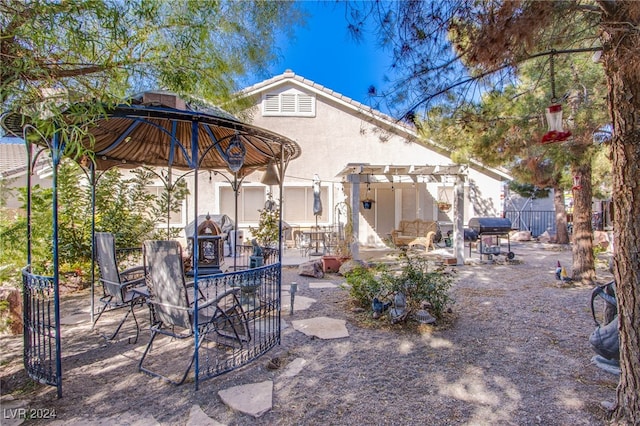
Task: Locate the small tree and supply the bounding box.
[249,192,280,248]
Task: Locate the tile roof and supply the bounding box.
[0,139,28,179]
[0,138,51,179]
[241,70,417,136]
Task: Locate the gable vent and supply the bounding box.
[262,90,315,117]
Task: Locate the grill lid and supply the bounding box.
[468,217,512,235]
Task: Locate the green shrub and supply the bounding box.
[391,255,455,318]
[344,253,455,319]
[342,264,395,308]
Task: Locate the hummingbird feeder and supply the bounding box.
[541,53,572,144]
[572,173,582,191]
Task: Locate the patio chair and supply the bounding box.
[139,240,250,385]
[93,232,147,343]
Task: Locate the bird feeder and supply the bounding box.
[541,52,571,144]
[572,173,582,191]
[541,104,572,144]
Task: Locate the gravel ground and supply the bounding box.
[0,241,618,425]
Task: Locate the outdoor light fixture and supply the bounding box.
[225,133,245,173]
[261,160,280,185]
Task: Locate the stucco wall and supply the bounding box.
[242,82,507,247]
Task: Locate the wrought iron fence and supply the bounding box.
[138,263,282,386]
[199,263,280,379]
[22,267,62,397]
[226,244,279,270]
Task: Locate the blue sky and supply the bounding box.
[244,1,394,111]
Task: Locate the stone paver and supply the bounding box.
[280,357,307,378]
[281,295,316,314]
[308,282,338,289]
[291,317,349,339]
[0,395,27,426]
[186,405,225,426]
[218,380,273,418]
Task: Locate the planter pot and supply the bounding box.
[362,200,374,210]
[321,255,347,273]
[437,202,451,212]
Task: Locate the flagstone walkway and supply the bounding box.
[212,280,348,419]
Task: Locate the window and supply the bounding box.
[283,186,328,223]
[219,186,266,223]
[262,89,315,117]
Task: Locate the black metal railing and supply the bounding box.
[191,263,281,383]
[22,266,62,397]
[226,244,279,270]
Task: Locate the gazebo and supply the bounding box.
[1,90,301,394]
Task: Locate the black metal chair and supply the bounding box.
[139,240,250,386]
[93,232,147,343]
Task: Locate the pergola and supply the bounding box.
[1,91,302,395]
[336,163,469,264]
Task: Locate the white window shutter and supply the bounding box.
[264,94,280,113]
[263,91,315,116]
[281,94,296,112]
[298,94,313,113]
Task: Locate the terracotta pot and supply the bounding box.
[437,202,451,212]
[321,255,347,273]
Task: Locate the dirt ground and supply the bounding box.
[0,242,619,425]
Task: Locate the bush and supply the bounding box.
[344,253,455,319]
[342,263,395,308]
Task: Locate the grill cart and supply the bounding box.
[468,217,515,260]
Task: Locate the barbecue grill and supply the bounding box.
[468,217,515,260]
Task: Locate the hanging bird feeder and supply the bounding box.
[572,173,582,191]
[541,53,572,144]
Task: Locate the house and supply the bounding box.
[215,70,512,253]
[0,137,52,214]
[1,72,512,258]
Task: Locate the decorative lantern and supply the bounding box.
[225,133,245,173]
[541,104,572,144]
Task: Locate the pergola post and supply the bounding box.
[453,174,466,265]
[348,174,360,260]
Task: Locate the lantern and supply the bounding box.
[541,104,572,144]
[225,133,245,173]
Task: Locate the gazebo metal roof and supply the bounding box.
[2,90,302,174]
[82,91,302,173]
